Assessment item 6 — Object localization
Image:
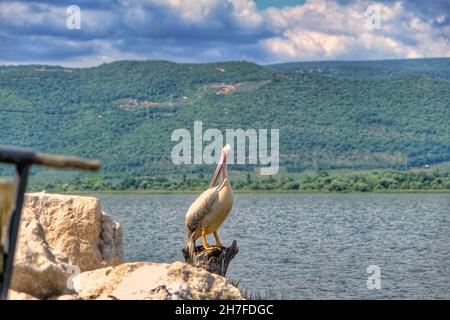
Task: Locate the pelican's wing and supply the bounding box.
[185,187,218,232]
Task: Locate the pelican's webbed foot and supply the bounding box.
[201,228,216,251]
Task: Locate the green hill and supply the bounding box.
[266,58,450,80]
[1,58,449,186]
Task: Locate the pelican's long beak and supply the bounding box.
[211,152,226,188]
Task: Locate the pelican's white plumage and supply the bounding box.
[185,187,218,232]
[184,145,233,257]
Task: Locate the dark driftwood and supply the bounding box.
[182,240,239,277]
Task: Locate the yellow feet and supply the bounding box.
[201,229,224,251]
[213,231,223,247]
[202,229,215,251]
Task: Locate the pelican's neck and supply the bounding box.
[218,164,231,191]
[221,163,227,180]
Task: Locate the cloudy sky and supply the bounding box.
[0,0,449,67]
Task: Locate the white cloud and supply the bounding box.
[230,0,263,28]
[261,0,450,61]
[0,0,449,66]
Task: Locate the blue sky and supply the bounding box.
[256,0,306,9]
[0,0,449,67]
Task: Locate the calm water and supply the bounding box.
[97,193,450,299]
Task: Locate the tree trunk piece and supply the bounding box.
[182,240,239,277]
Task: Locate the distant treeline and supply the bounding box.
[30,170,450,193]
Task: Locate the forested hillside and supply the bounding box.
[266,58,450,80]
[1,58,449,186]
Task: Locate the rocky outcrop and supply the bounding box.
[11,193,123,298]
[8,193,243,300]
[72,262,244,300]
[10,211,71,298]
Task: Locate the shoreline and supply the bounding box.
[46,189,450,196]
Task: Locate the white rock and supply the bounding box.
[73,262,244,300]
[11,193,123,298]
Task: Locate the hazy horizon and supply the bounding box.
[1,56,450,69]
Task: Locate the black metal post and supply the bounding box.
[0,163,29,300]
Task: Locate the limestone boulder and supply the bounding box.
[10,193,123,298]
[73,262,244,300]
[10,211,70,298]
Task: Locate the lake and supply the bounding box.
[98,193,450,299]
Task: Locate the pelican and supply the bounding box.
[184,144,233,258]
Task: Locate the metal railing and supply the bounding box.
[0,145,100,300]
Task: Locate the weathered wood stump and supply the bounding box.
[182,240,239,277]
